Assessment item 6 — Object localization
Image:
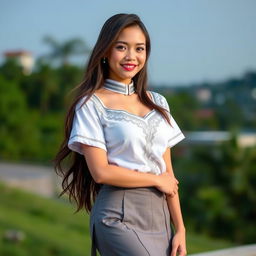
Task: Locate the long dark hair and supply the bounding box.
[53,13,171,213]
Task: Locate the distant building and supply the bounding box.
[184,131,256,147]
[185,131,230,145]
[3,50,34,75]
[196,88,212,102]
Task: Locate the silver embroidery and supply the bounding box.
[92,93,163,172]
[70,134,106,146]
[144,113,163,172]
[152,92,173,123]
[168,132,183,143]
[153,92,169,111]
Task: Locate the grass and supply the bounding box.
[0,182,234,255]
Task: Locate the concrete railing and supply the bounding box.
[190,244,256,256]
[0,161,57,197]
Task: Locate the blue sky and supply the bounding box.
[1,0,256,86]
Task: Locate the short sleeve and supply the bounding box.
[167,114,185,148]
[68,96,107,154]
[158,93,185,148]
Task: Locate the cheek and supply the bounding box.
[109,50,123,64]
[138,53,146,66]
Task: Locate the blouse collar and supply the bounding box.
[103,79,135,96]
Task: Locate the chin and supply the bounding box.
[117,74,134,81]
[122,71,138,79]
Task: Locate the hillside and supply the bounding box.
[0,182,234,255]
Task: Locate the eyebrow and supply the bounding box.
[115,40,145,46]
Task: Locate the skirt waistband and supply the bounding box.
[99,184,165,195]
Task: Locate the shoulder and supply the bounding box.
[147,90,169,110]
[75,94,95,112]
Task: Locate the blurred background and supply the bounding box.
[0,0,255,255]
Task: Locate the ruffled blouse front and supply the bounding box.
[68,90,185,175]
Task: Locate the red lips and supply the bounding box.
[121,64,137,71]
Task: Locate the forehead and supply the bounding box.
[116,25,146,43]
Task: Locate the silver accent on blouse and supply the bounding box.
[103,79,135,95]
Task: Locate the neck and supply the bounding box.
[103,78,135,95]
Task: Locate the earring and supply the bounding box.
[102,57,107,64]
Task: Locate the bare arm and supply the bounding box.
[163,147,185,232]
[81,144,178,195]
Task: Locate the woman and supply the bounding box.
[54,13,187,256]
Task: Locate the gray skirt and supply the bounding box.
[89,184,173,256]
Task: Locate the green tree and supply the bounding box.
[166,92,199,130]
[42,35,90,66]
[0,58,23,81]
[0,76,41,161]
[177,134,256,243]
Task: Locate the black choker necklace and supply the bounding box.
[103,79,135,95]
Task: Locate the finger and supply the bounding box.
[170,246,178,256]
[178,246,187,256]
[170,191,176,197]
[166,190,171,196]
[179,250,187,256]
[175,178,179,184]
[168,191,175,197]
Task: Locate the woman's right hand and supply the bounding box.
[155,172,179,197]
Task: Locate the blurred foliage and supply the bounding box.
[0,182,91,256]
[42,35,90,66]
[163,71,256,131]
[174,135,256,244]
[0,182,234,256]
[0,52,256,247]
[0,58,83,164]
[166,92,200,130]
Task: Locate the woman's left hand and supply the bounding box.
[170,230,187,256]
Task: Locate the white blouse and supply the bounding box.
[68,91,185,175]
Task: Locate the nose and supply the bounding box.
[125,48,135,60]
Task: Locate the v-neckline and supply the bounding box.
[92,91,155,121]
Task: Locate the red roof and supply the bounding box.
[4,50,32,57]
[195,109,214,118]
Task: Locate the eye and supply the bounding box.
[115,45,126,51]
[137,47,145,52]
